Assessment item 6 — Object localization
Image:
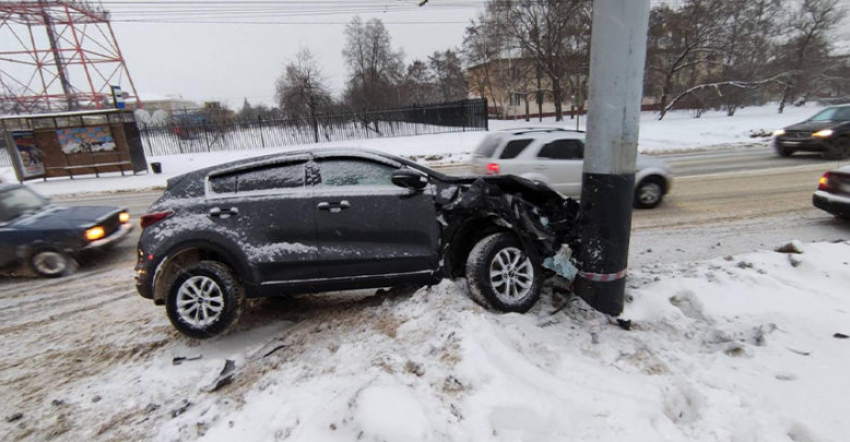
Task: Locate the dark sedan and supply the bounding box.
[0,184,134,277]
[773,105,850,159]
[814,165,850,219]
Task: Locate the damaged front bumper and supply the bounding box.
[433,175,582,279]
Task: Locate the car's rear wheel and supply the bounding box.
[29,249,72,278]
[165,261,244,339]
[465,232,542,313]
[634,176,665,209]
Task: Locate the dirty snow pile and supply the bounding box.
[23,240,846,441]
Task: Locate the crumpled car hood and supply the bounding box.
[434,175,580,275]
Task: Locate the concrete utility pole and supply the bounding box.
[575,0,651,316]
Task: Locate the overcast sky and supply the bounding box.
[3,0,848,111]
[106,1,482,108]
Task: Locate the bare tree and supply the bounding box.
[341,17,405,110]
[428,49,468,102]
[275,47,333,141]
[776,0,847,112]
[462,12,509,115]
[645,0,727,119]
[402,59,438,104]
[713,0,784,116]
[488,0,589,121]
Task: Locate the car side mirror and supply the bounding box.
[392,169,428,191]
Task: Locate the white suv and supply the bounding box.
[471,128,673,209]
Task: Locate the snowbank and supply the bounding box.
[0,103,828,196]
[36,240,849,441]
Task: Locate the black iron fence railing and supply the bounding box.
[137,99,488,157]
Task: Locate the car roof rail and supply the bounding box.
[500,127,586,136]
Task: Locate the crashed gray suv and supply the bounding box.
[135,148,579,338]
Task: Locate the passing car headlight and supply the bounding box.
[119,212,130,224]
[85,226,105,241]
[813,129,834,138]
[772,129,785,136]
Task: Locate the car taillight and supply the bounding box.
[140,210,174,229]
[486,163,500,175]
[818,173,830,191]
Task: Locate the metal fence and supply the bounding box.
[138,99,489,157]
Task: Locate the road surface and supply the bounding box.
[44,146,849,267]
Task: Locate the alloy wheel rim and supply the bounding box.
[489,247,534,303]
[639,183,662,205]
[33,251,67,275]
[176,275,225,327]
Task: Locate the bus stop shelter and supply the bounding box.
[1,109,148,182]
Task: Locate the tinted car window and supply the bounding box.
[500,139,533,159]
[538,139,584,160]
[319,159,396,186]
[209,174,237,194]
[236,162,306,193]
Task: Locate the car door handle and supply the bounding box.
[317,200,350,212]
[534,165,548,170]
[209,207,239,217]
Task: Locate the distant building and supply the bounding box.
[125,93,199,116]
[466,57,578,120]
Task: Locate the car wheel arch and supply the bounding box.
[444,215,518,278]
[152,240,253,304]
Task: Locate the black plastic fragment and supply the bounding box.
[5,413,23,423]
[206,359,236,392]
[172,355,203,366]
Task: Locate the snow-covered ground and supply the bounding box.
[0,104,824,196]
[2,240,848,441]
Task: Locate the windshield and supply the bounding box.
[0,187,48,224]
[809,106,850,122]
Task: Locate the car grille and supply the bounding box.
[784,131,811,140]
[101,213,121,237]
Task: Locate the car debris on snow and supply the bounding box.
[775,240,805,254]
[170,400,192,419]
[5,413,23,423]
[172,355,203,365]
[205,359,237,393]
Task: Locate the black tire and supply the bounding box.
[28,249,73,278]
[775,145,793,157]
[465,232,542,313]
[165,261,244,339]
[634,176,666,209]
[825,137,850,160]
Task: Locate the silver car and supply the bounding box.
[471,128,673,208]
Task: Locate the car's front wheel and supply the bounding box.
[465,233,542,313]
[775,145,793,157]
[825,137,850,160]
[29,249,73,278]
[165,261,244,339]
